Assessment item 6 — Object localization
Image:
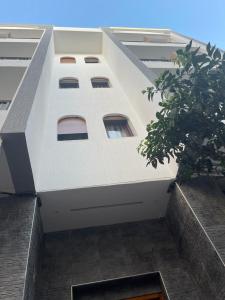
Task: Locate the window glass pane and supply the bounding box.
[85,57,99,63]
[104,117,133,139]
[91,77,110,88]
[59,78,79,88]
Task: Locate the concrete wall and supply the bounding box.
[0,28,43,39]
[0,196,40,300]
[113,30,171,43]
[39,180,172,232]
[54,28,102,54]
[102,30,159,126]
[25,36,54,185]
[102,30,178,177]
[0,33,39,133]
[0,140,15,193]
[36,219,203,300]
[0,67,26,100]
[0,41,38,58]
[1,28,53,194]
[123,43,185,60]
[166,178,225,299]
[36,48,173,192]
[22,28,177,232]
[0,67,26,130]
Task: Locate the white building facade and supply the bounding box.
[0,25,206,232]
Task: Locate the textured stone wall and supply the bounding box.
[36,219,204,300]
[166,177,225,300]
[0,195,41,300]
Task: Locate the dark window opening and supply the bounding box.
[57,133,88,141]
[85,57,99,63]
[103,115,134,138]
[59,77,79,88]
[91,77,110,88]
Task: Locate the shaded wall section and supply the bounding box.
[166,177,225,300]
[1,28,53,194]
[0,140,15,193]
[0,196,42,300]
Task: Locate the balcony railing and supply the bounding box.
[0,33,39,40]
[0,57,31,60]
[140,58,173,62]
[122,40,186,44]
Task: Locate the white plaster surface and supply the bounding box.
[36,51,174,193]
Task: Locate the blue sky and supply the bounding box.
[0,0,225,48]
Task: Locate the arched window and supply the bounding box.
[60,56,76,64]
[85,57,99,63]
[59,77,79,88]
[103,115,134,139]
[57,116,88,141]
[91,77,110,88]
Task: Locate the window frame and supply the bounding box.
[84,57,99,63]
[103,115,135,139]
[91,77,111,88]
[60,56,76,64]
[57,116,88,141]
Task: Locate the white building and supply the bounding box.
[0,25,206,232]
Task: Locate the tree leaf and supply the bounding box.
[186,40,192,52]
[213,48,221,60]
[140,41,225,182]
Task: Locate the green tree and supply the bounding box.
[139,41,225,182]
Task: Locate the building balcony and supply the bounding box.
[122,41,186,48]
[0,41,37,63]
[0,37,40,43]
[140,59,178,69]
[0,57,31,67]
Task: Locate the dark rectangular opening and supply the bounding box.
[92,82,109,88]
[57,133,88,141]
[59,82,79,89]
[72,272,167,300]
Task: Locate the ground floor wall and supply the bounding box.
[35,218,204,300]
[166,177,225,300]
[0,195,42,300]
